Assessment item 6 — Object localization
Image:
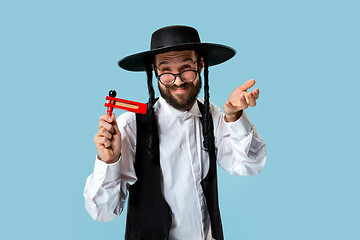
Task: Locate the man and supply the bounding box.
[84,25,266,240]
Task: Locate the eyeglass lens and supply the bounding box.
[160,70,197,85]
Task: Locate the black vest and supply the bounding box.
[125,100,223,240]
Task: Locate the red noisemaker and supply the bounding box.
[105,90,147,116]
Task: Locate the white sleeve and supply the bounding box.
[212,105,267,176]
[83,113,137,222]
[83,158,124,222]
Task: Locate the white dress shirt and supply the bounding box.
[84,97,266,240]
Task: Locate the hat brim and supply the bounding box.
[118,43,236,71]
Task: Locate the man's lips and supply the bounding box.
[172,87,187,93]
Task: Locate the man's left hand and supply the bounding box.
[223,79,260,122]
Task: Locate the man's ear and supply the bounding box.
[199,57,204,73]
[152,55,157,70]
[152,64,159,77]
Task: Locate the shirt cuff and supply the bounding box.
[224,111,253,137]
[93,157,122,182]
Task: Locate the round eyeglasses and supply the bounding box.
[156,70,199,86]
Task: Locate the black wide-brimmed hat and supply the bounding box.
[118,25,236,71]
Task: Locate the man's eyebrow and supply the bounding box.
[181,58,194,63]
[157,61,169,68]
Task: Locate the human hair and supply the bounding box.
[202,56,214,152]
[145,63,155,109]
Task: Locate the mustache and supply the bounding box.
[167,83,191,90]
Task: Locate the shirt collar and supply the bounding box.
[156,96,202,118]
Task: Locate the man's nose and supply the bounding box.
[173,74,183,86]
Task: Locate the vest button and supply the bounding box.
[169,210,172,215]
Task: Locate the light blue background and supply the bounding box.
[1,0,359,239]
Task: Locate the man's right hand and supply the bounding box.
[94,113,122,164]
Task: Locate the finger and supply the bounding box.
[99,114,114,132]
[224,101,236,111]
[94,131,112,144]
[99,114,114,124]
[103,138,111,148]
[111,113,116,122]
[247,93,256,107]
[238,79,256,92]
[239,94,248,110]
[244,93,250,105]
[99,121,114,133]
[95,136,111,148]
[98,136,112,148]
[253,88,260,99]
[111,113,121,135]
[98,128,113,140]
[224,100,241,115]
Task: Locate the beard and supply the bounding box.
[159,77,202,111]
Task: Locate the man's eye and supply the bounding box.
[161,68,170,72]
